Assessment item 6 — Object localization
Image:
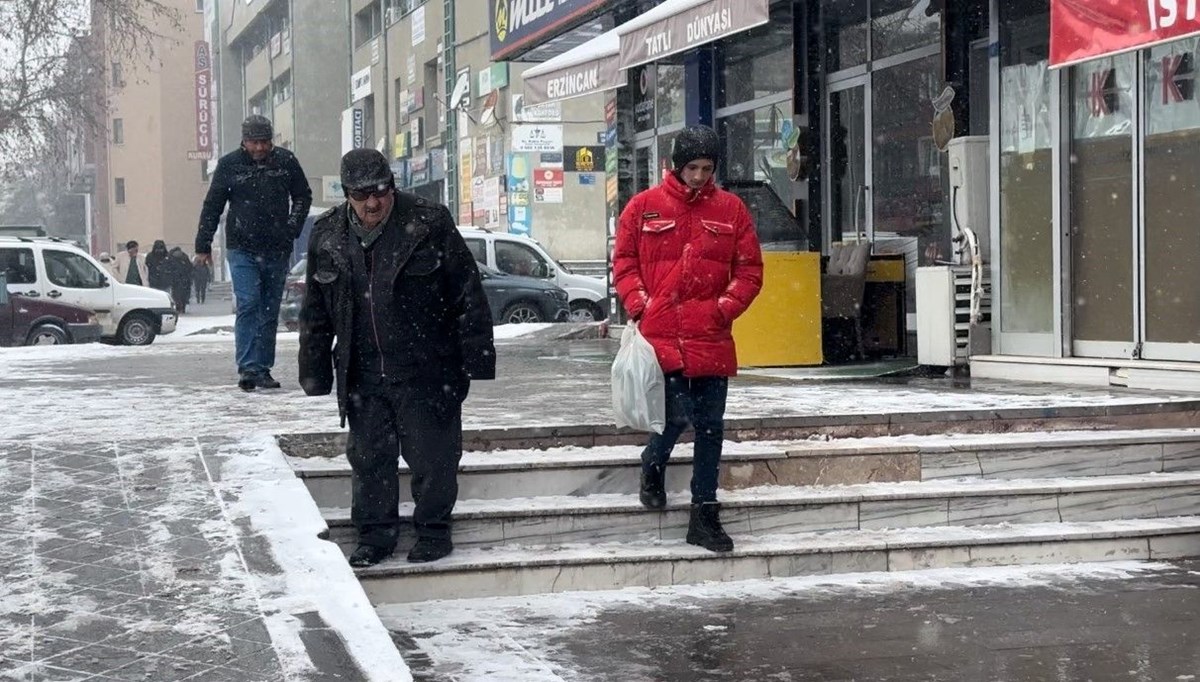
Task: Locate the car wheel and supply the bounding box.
[500,301,544,324]
[118,314,157,346]
[569,300,604,323]
[26,323,68,346]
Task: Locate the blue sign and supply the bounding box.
[579,174,596,185]
[489,0,611,60]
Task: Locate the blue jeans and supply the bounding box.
[641,372,729,504]
[227,249,289,375]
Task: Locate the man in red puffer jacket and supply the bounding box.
[613,124,763,552]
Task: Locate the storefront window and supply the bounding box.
[823,0,868,71]
[998,0,1054,335]
[1069,53,1136,344]
[871,54,945,262]
[631,65,655,134]
[656,63,685,129]
[718,101,802,244]
[1143,38,1200,345]
[871,0,939,59]
[717,2,793,109]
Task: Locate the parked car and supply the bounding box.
[458,227,608,322]
[0,271,102,346]
[278,258,569,329]
[0,236,177,345]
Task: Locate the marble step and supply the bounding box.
[321,473,1200,550]
[355,517,1200,603]
[291,429,1200,510]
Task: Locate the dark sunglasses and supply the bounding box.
[348,184,393,201]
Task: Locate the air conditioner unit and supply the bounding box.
[916,265,991,368]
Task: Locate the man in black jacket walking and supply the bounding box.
[298,149,495,567]
[195,115,312,391]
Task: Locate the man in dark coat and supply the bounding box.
[168,247,193,314]
[298,149,495,567]
[145,240,171,292]
[192,256,211,304]
[194,114,312,391]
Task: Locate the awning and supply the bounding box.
[522,29,621,104]
[617,0,770,71]
[523,0,771,104]
[1050,0,1200,68]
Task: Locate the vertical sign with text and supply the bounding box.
[193,41,214,160]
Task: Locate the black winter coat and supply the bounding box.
[297,191,495,424]
[195,147,313,256]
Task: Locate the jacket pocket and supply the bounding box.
[641,219,676,234]
[699,219,736,261]
[404,248,442,276]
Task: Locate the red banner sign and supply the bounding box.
[193,41,213,157]
[1052,0,1200,67]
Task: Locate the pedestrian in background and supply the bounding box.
[195,114,312,391]
[612,124,763,553]
[299,149,494,567]
[112,240,149,287]
[168,247,193,314]
[192,255,211,304]
[145,240,171,293]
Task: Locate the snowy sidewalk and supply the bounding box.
[2,326,1199,681]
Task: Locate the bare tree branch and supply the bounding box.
[0,0,183,178]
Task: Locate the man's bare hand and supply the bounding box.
[196,253,212,266]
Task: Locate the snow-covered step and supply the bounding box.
[290,429,1200,509]
[321,473,1200,550]
[355,517,1200,603]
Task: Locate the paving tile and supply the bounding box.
[159,629,276,668]
[0,661,97,682]
[99,653,210,681]
[41,643,146,676]
[40,613,136,645]
[178,665,284,682]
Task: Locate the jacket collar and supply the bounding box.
[662,171,716,204]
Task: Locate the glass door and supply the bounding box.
[826,77,870,244]
[1068,54,1138,359]
[634,139,655,193]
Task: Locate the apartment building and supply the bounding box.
[82,0,211,256]
[207,0,348,209]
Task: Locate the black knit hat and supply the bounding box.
[340,149,394,192]
[241,114,273,141]
[671,125,721,169]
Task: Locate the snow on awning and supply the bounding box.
[522,30,621,105]
[617,0,770,71]
[521,0,771,105]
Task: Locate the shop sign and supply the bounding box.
[512,94,562,122]
[394,131,410,159]
[512,124,564,153]
[410,153,429,185]
[533,168,564,203]
[410,118,423,148]
[489,0,610,60]
[351,66,372,102]
[409,88,425,113]
[540,152,564,167]
[507,153,532,235]
[193,41,213,159]
[1051,0,1200,68]
[460,140,474,203]
[618,0,770,70]
[564,146,605,172]
[477,63,509,97]
[321,176,343,203]
[523,53,622,104]
[412,4,426,45]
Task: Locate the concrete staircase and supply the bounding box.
[284,418,1200,604]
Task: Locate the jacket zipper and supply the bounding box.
[367,253,385,377]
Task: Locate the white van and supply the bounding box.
[0,237,177,345]
[458,227,608,322]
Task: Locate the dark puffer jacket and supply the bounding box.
[297,191,495,423]
[195,146,313,256]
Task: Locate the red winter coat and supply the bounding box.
[613,173,764,377]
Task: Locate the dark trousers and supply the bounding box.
[194,281,208,303]
[641,372,729,504]
[345,380,463,549]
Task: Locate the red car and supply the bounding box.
[1,275,102,346]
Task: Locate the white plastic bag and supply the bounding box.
[611,323,665,434]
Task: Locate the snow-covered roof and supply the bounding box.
[521,28,620,80]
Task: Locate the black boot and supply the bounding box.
[254,371,282,389]
[348,544,393,568]
[686,502,733,552]
[407,537,453,563]
[237,372,257,392]
[639,463,667,509]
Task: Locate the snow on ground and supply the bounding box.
[376,561,1177,682]
[493,323,555,340]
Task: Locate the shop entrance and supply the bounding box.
[1067,45,1200,362]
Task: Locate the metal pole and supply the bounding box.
[443,0,457,215]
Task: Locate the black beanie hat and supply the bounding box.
[671,125,721,169]
[241,114,273,141]
[340,149,394,192]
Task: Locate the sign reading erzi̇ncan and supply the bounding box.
[490,0,611,60]
[1051,0,1200,67]
[618,0,770,70]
